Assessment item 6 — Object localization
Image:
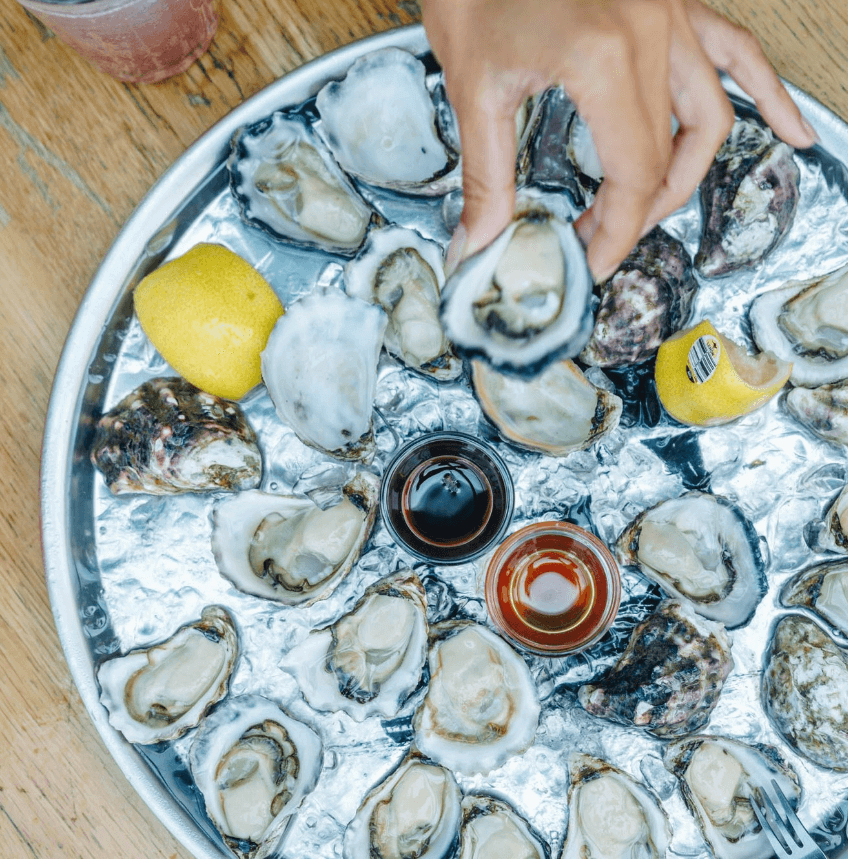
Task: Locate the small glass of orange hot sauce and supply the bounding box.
[484,521,621,655]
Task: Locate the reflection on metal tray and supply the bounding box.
[41,23,848,859]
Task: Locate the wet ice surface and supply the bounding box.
[90,94,848,858]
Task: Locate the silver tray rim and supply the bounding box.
[39,22,848,859]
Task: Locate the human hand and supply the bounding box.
[422,0,817,281]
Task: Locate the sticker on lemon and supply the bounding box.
[655,319,792,426]
[134,243,284,400]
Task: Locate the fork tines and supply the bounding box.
[751,778,827,859]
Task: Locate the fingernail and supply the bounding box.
[445,223,467,277]
[801,117,820,146]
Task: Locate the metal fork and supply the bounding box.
[750,778,828,859]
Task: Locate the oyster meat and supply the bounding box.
[316,47,460,196]
[189,694,322,859]
[781,560,848,637]
[211,471,379,606]
[615,490,767,628]
[344,226,462,380]
[763,615,848,771]
[280,569,428,720]
[471,358,622,456]
[663,735,801,859]
[228,111,373,254]
[343,755,462,859]
[579,227,698,368]
[458,794,547,859]
[413,621,540,775]
[560,753,671,859]
[750,262,848,387]
[261,286,388,461]
[440,207,594,375]
[577,600,734,737]
[814,483,848,554]
[97,605,238,744]
[91,377,262,495]
[785,379,848,446]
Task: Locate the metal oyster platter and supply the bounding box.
[41,23,848,859]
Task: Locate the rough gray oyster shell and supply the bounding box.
[763,615,848,771]
[780,560,848,637]
[579,227,698,368]
[458,793,548,859]
[785,379,848,447]
[577,599,734,737]
[90,377,262,495]
[696,117,800,278]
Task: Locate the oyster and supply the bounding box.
[228,111,374,254]
[471,358,622,456]
[91,377,262,495]
[815,483,848,553]
[763,615,848,771]
[97,605,238,744]
[440,207,594,375]
[785,379,848,446]
[696,117,800,278]
[579,227,698,368]
[211,471,379,606]
[413,621,540,775]
[189,694,322,859]
[344,226,462,380]
[750,262,848,386]
[781,560,848,637]
[261,287,388,461]
[577,600,734,737]
[280,569,428,720]
[560,753,671,859]
[316,47,460,196]
[343,755,462,859]
[615,490,767,628]
[663,735,801,859]
[458,794,548,859]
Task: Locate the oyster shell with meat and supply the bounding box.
[663,735,801,859]
[577,599,734,737]
[813,483,848,554]
[413,621,540,775]
[696,117,800,278]
[780,559,848,638]
[763,614,848,771]
[211,471,379,606]
[615,490,767,629]
[560,753,671,859]
[471,358,622,456]
[280,569,428,720]
[97,605,238,745]
[785,378,848,446]
[458,794,548,859]
[189,694,322,859]
[91,377,262,495]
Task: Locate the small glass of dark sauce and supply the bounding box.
[382,432,514,564]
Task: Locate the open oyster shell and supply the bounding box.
[97,605,238,745]
[663,735,801,859]
[189,694,322,859]
[261,286,388,462]
[280,569,428,721]
[439,207,594,375]
[458,793,548,859]
[785,379,848,447]
[560,753,671,859]
[615,490,767,629]
[780,560,848,637]
[813,484,848,554]
[210,471,379,606]
[344,226,462,380]
[412,621,541,775]
[471,358,622,456]
[696,117,800,278]
[763,615,848,771]
[577,600,734,737]
[316,47,460,196]
[91,377,262,495]
[343,754,462,859]
[228,111,374,254]
[750,262,848,387]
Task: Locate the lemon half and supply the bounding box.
[134,243,284,400]
[655,319,792,426]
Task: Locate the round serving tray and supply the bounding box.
[41,23,848,859]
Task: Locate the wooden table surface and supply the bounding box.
[1,0,847,856]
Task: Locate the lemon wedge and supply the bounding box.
[134,243,284,400]
[655,319,792,426]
